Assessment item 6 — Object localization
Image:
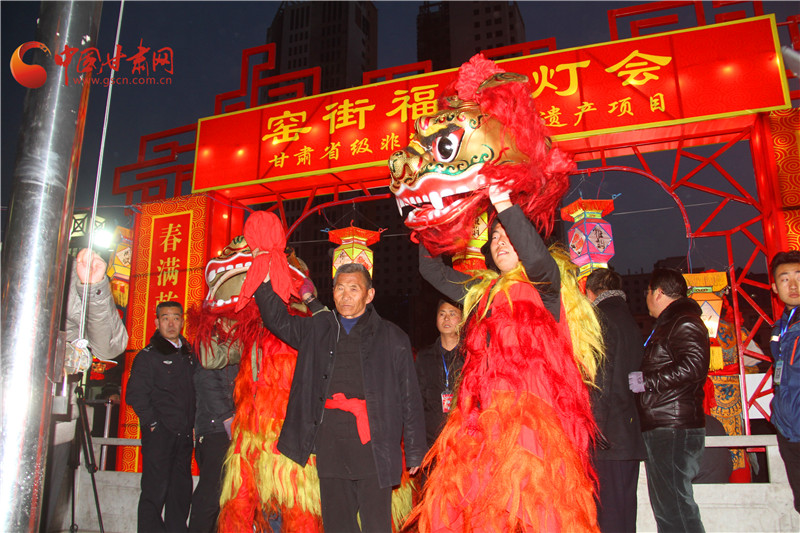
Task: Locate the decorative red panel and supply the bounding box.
[112,124,198,206]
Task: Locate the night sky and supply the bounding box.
[1,1,797,274]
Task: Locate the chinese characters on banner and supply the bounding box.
[193,16,789,197]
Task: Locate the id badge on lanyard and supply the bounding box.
[441,389,453,413]
[775,307,797,387]
[774,360,784,386]
[441,349,453,413]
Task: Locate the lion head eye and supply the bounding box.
[433,131,463,163]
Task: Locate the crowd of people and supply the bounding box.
[50,227,800,533]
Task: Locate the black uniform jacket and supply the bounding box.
[415,339,463,448]
[255,281,426,489]
[638,297,710,432]
[126,331,196,434]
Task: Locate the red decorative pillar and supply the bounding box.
[452,212,489,273]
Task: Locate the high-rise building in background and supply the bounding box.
[417,1,526,71]
[263,1,378,103]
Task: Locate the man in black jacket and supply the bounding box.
[255,262,425,532]
[126,301,196,533]
[585,268,646,533]
[629,268,709,533]
[415,298,462,449]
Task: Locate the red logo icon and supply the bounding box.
[10,41,51,88]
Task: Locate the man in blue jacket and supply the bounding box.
[770,251,800,513]
[255,262,425,532]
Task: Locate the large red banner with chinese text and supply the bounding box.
[117,193,244,472]
[193,16,789,200]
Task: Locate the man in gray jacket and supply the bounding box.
[65,247,129,359]
[189,363,238,533]
[43,248,129,531]
[255,262,425,532]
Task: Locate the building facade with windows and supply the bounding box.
[263,1,378,102]
[417,1,525,71]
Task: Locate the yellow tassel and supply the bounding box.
[551,244,604,385]
[709,346,724,371]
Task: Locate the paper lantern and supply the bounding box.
[560,199,615,279]
[107,226,133,309]
[452,211,489,273]
[328,225,382,278]
[684,271,728,370]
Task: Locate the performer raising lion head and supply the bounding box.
[390,54,602,532]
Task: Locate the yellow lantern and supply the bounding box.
[328,225,382,278]
[452,212,489,273]
[684,271,728,370]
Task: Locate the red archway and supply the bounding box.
[111,6,798,470]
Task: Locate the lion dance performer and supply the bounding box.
[191,233,416,532]
[388,54,602,532]
[188,236,322,532]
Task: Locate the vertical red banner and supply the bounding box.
[116,193,245,472]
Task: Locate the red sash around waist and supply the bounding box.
[324,393,371,444]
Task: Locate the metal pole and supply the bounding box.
[100,398,113,470]
[0,2,102,531]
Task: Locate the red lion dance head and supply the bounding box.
[388,54,575,256]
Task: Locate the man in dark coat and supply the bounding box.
[586,268,646,533]
[415,298,463,449]
[126,301,196,533]
[629,268,710,533]
[254,262,426,532]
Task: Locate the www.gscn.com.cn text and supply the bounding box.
[71,75,173,87]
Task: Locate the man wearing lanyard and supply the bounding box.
[769,251,800,513]
[415,299,463,450]
[628,268,709,532]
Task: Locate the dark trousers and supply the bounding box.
[189,432,230,533]
[595,459,640,533]
[319,475,392,532]
[138,425,193,533]
[777,431,800,513]
[642,427,705,533]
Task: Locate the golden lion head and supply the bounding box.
[387,56,573,257]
